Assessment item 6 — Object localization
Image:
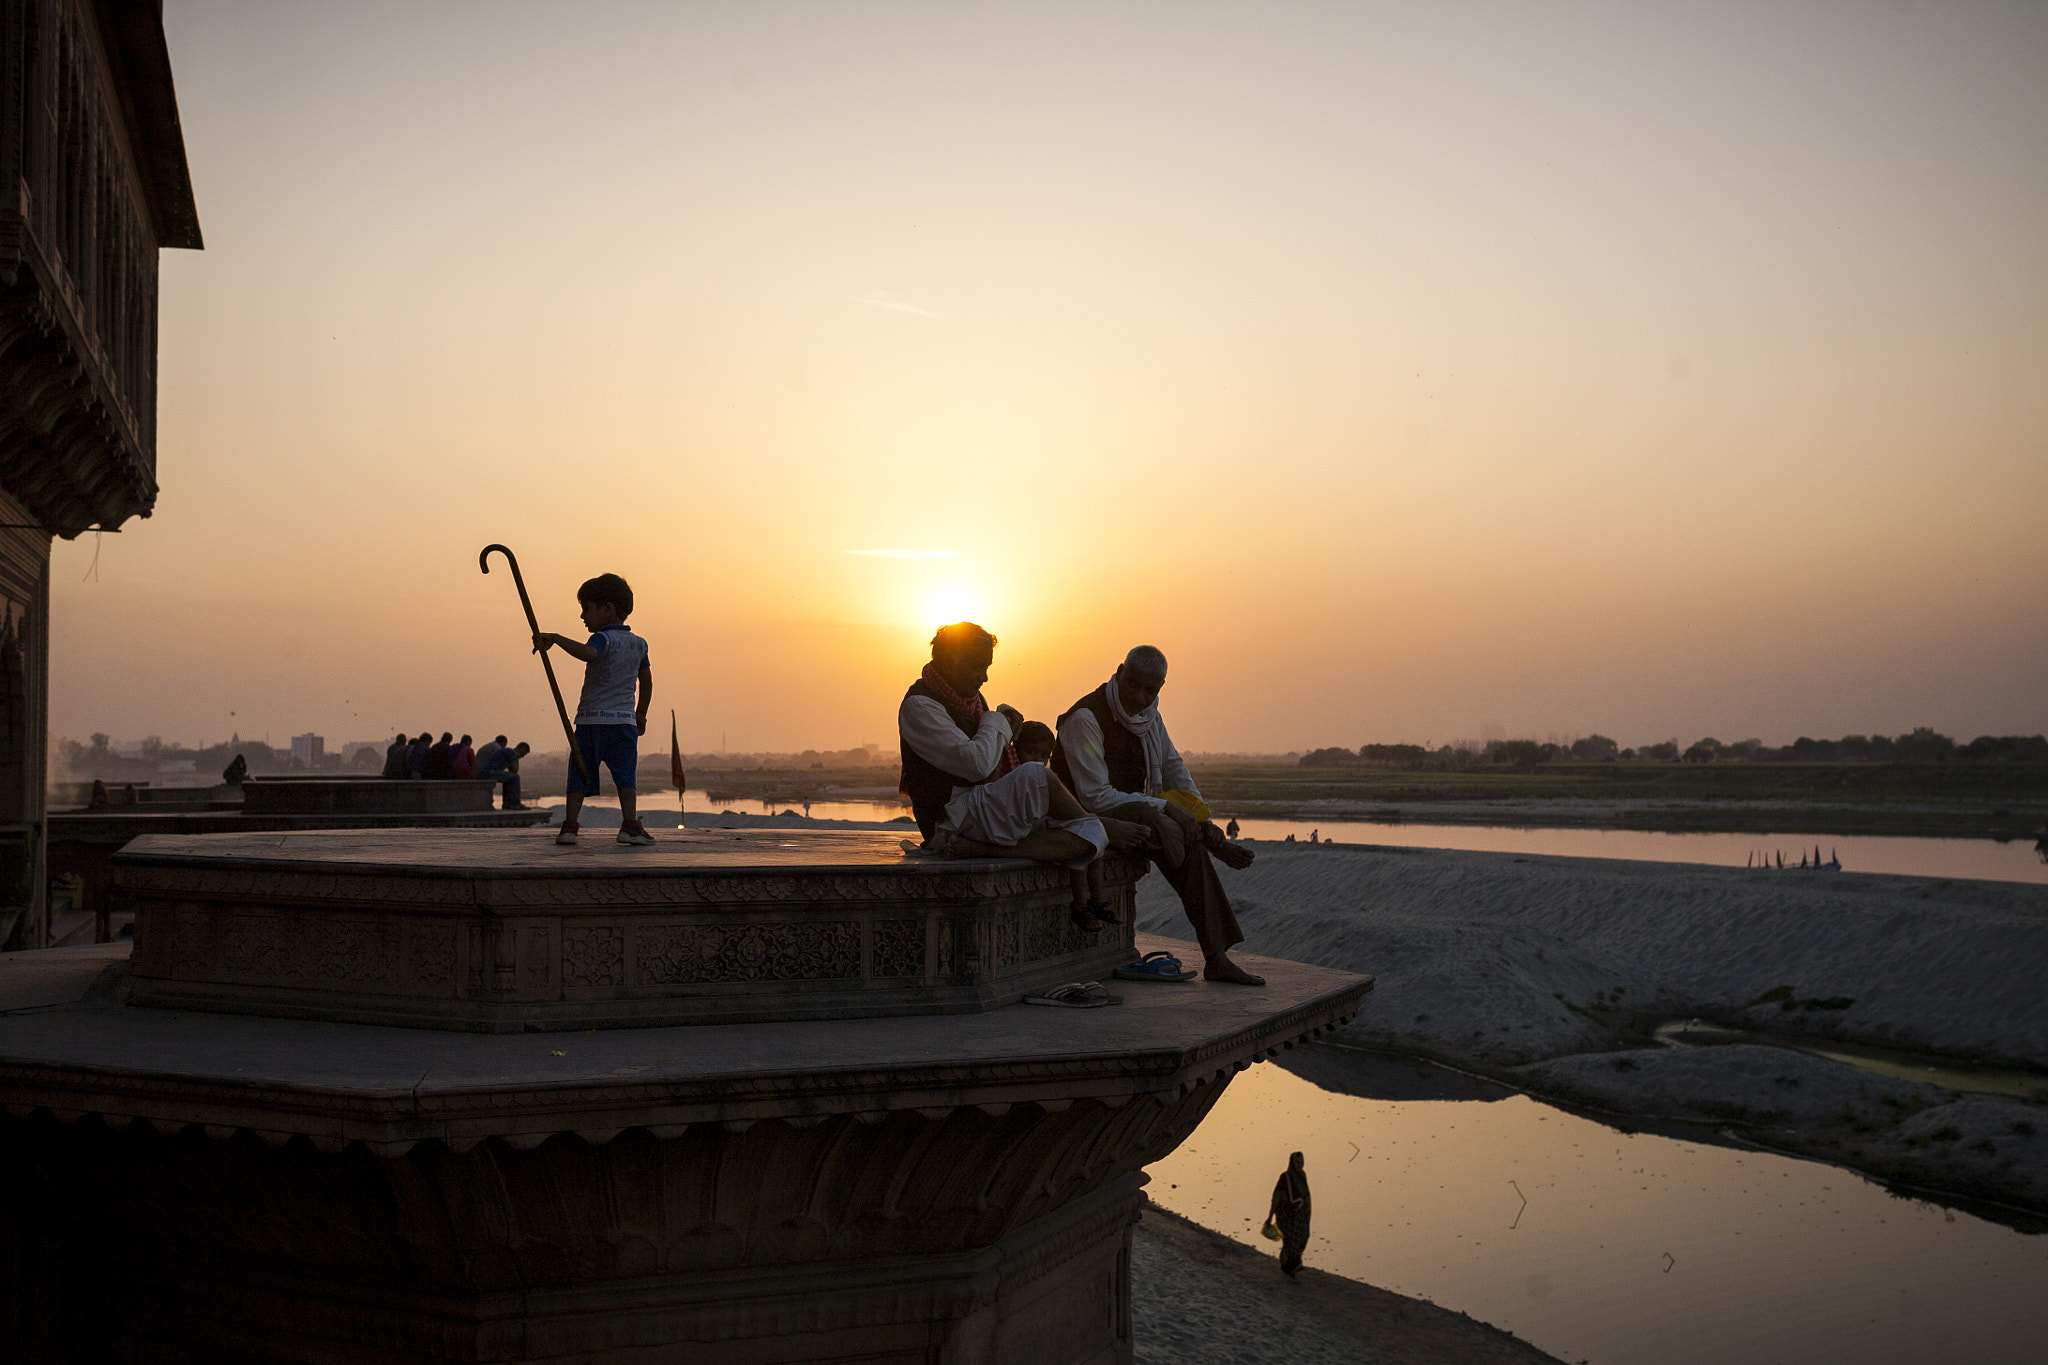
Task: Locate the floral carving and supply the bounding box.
[561,926,626,988]
[527,928,550,988]
[220,914,292,979]
[995,912,1020,969]
[636,921,861,984]
[409,926,458,986]
[871,918,924,979]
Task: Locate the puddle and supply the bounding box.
[1145,1052,2048,1365]
[1653,1021,2048,1102]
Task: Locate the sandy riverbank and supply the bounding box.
[1135,841,2048,1219]
[1132,1200,1561,1365]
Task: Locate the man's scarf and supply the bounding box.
[1105,673,1166,796]
[920,661,1019,782]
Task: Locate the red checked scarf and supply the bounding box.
[921,661,1019,782]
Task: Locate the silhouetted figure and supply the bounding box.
[407,733,432,780]
[426,732,454,780]
[1050,645,1264,985]
[1226,818,1239,840]
[1309,829,1319,844]
[221,754,248,787]
[450,734,476,780]
[478,740,531,810]
[1270,1152,1311,1276]
[475,734,508,773]
[381,734,410,780]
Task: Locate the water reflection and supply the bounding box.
[1146,1051,2048,1365]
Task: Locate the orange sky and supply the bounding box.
[49,1,2048,756]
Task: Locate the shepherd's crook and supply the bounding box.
[479,545,591,785]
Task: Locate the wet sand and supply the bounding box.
[1135,842,2048,1219]
[1133,1201,1562,1365]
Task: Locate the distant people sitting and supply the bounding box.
[897,623,1147,930]
[382,733,411,779]
[475,734,507,774]
[477,740,531,810]
[221,753,248,787]
[425,732,454,780]
[407,732,432,780]
[1052,645,1265,985]
[450,734,476,780]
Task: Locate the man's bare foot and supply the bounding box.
[1204,954,1265,986]
[1210,839,1254,870]
[1102,817,1156,850]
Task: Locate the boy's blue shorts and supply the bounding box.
[567,723,638,796]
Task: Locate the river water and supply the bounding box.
[569,793,2048,884]
[1146,1056,2048,1365]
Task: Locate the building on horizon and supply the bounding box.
[289,733,324,769]
[0,0,201,947]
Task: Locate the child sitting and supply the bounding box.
[934,721,1144,931]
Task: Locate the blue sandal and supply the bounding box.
[1113,950,1197,983]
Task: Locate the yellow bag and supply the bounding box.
[1162,789,1211,823]
[1260,1215,1281,1242]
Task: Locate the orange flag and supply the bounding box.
[670,710,686,815]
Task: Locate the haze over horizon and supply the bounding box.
[47,1,2047,759]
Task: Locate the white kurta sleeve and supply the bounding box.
[1158,719,1199,801]
[1059,706,1165,813]
[898,694,1014,782]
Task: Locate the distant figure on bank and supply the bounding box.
[1052,646,1265,984]
[475,734,507,774]
[534,572,654,846]
[426,732,454,780]
[450,734,476,780]
[407,732,431,780]
[1310,829,1318,844]
[1270,1152,1311,1276]
[1226,818,1240,840]
[478,740,531,810]
[221,753,248,787]
[382,734,411,780]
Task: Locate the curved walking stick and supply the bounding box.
[480,545,591,785]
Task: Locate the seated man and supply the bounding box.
[898,623,1146,925]
[477,740,531,810]
[1052,645,1265,985]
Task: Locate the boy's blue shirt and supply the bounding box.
[574,623,650,727]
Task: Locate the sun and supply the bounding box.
[921,583,988,630]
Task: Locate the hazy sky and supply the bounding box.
[51,0,2047,755]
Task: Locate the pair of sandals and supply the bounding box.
[1021,951,1198,1009]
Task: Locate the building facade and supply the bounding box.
[0,0,199,947]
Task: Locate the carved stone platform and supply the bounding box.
[239,776,502,815]
[1,830,1374,1364]
[114,828,1150,1030]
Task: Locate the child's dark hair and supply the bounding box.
[1015,720,1055,752]
[578,573,634,618]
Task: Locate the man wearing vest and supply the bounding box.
[1052,645,1266,985]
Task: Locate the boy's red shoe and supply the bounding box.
[617,821,655,846]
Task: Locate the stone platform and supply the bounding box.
[2,830,1374,1364]
[115,828,1151,1029]
[239,776,504,815]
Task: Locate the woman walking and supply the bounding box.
[1270,1151,1311,1276]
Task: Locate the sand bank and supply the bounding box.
[1135,842,2048,1217]
[1132,1201,1561,1365]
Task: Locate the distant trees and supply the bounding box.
[1288,728,2046,771]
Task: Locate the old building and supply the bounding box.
[0,0,200,947]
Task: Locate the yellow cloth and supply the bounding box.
[1162,788,1210,822]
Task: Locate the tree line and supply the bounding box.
[1299,728,2048,769]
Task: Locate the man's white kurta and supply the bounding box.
[1059,706,1199,814]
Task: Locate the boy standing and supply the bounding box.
[533,573,654,846]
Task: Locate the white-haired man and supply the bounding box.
[1051,646,1264,985]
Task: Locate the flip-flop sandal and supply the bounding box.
[1112,950,1197,983]
[1023,981,1123,1008]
